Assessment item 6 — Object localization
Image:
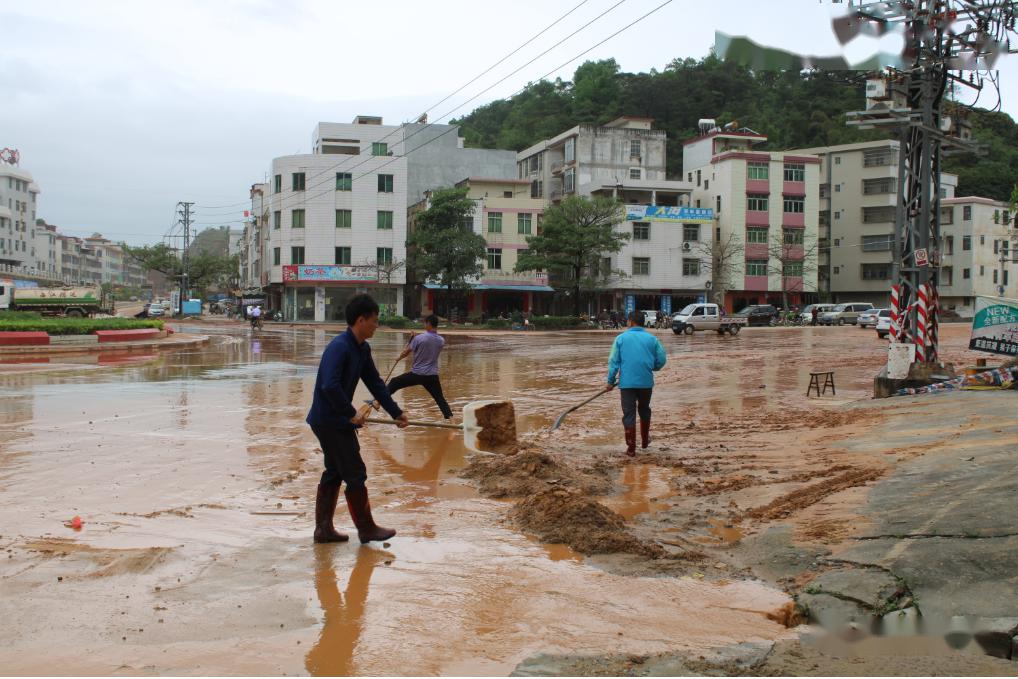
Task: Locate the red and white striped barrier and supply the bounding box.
[915,283,929,363]
[889,284,900,341]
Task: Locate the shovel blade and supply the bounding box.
[462,400,518,454]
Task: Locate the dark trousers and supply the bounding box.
[311,426,367,490]
[387,372,453,419]
[620,388,652,428]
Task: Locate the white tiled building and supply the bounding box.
[0,163,40,270]
[938,197,1017,317]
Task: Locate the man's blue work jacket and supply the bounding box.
[306,328,403,430]
[606,326,667,389]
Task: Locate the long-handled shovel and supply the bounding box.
[551,385,613,430]
[365,399,518,454]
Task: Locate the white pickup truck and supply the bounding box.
[670,303,747,336]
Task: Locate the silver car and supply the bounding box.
[875,312,893,339]
[820,302,875,326]
[857,308,888,328]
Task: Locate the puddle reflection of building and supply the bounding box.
[305,546,391,677]
[0,386,34,458]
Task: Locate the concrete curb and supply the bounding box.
[0,333,209,356]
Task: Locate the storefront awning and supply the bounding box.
[423,283,555,293]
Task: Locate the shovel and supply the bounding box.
[365,399,518,454]
[551,385,613,430]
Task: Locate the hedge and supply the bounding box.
[0,310,42,321]
[529,316,587,330]
[380,315,413,329]
[482,319,511,329]
[0,318,165,335]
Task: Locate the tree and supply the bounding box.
[121,242,238,301]
[515,195,627,316]
[767,229,819,312]
[121,242,180,277]
[696,232,744,307]
[408,186,487,316]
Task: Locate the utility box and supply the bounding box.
[182,299,202,315]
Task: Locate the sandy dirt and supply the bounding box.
[0,321,1006,675]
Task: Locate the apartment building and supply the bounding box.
[53,233,148,287]
[517,116,667,203]
[789,140,957,306]
[0,163,40,269]
[938,197,1017,317]
[412,177,551,318]
[684,128,821,312]
[257,117,516,321]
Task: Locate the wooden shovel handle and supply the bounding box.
[551,385,613,430]
[365,417,461,430]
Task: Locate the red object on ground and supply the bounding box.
[0,331,50,346]
[94,329,161,343]
[66,515,83,530]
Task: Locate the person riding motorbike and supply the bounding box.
[250,305,263,330]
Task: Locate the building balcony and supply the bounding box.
[782,181,806,196]
[783,212,805,227]
[746,179,770,194]
[782,276,805,291]
[744,275,769,291]
[746,210,770,227]
[746,243,769,259]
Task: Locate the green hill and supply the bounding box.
[451,55,1018,201]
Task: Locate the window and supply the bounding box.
[682,258,700,276]
[704,180,709,190]
[994,269,999,283]
[747,194,768,211]
[336,209,352,228]
[835,210,841,220]
[747,227,768,244]
[632,257,650,275]
[783,262,804,277]
[862,263,891,280]
[377,174,393,193]
[371,142,388,156]
[834,156,841,164]
[945,236,954,255]
[377,247,393,266]
[273,174,281,193]
[783,163,805,182]
[981,265,985,276]
[963,205,972,221]
[940,207,954,225]
[942,266,953,286]
[835,184,841,192]
[335,247,351,265]
[995,239,1000,254]
[834,238,841,246]
[1006,270,1010,286]
[518,213,532,235]
[716,195,722,213]
[783,228,804,245]
[862,234,892,252]
[746,260,768,276]
[863,178,895,195]
[833,265,841,274]
[632,222,650,240]
[629,168,641,180]
[336,172,352,191]
[863,149,895,167]
[564,138,575,163]
[377,211,393,230]
[291,246,305,264]
[696,170,701,186]
[273,247,280,265]
[487,212,502,233]
[683,224,699,242]
[503,191,513,199]
[963,235,972,251]
[487,248,502,270]
[862,206,895,223]
[564,168,575,193]
[981,235,986,245]
[688,172,692,182]
[747,162,769,180]
[630,139,641,158]
[783,196,804,213]
[963,268,971,279]
[291,209,305,228]
[530,180,543,199]
[292,172,305,191]
[273,211,281,229]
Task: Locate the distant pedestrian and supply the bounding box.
[811,306,819,326]
[387,314,454,419]
[606,310,667,456]
[306,294,409,544]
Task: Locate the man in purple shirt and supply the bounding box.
[386,314,454,419]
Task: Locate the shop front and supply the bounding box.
[281,265,403,322]
[421,282,555,320]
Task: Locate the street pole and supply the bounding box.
[177,201,194,315]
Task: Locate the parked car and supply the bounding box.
[640,309,659,327]
[671,303,747,335]
[733,304,779,326]
[799,303,835,324]
[820,302,874,326]
[875,311,893,339]
[857,308,888,329]
[147,303,165,317]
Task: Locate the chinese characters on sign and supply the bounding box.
[969,296,1018,355]
[281,265,377,283]
[625,206,715,224]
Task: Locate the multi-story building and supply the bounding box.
[938,197,1017,317]
[412,177,551,318]
[53,233,148,287]
[788,139,957,306]
[241,182,269,295]
[259,116,517,321]
[517,116,667,203]
[0,162,40,270]
[684,128,821,311]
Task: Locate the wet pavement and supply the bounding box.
[0,322,996,674]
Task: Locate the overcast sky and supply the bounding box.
[3,0,1015,245]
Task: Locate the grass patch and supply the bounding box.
[0,318,164,335]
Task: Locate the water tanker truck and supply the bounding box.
[0,283,115,317]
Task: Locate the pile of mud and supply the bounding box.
[472,401,518,454]
[462,447,611,498]
[508,487,664,558]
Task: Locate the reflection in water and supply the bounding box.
[305,546,391,677]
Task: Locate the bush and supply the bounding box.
[380,315,411,329]
[529,315,586,330]
[0,310,42,321]
[0,318,164,335]
[483,319,511,330]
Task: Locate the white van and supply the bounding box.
[640,310,659,327]
[671,303,747,335]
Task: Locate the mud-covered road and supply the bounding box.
[1,322,1013,675]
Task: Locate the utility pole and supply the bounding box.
[843,0,1018,369]
[177,201,194,314]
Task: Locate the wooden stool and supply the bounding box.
[807,371,835,397]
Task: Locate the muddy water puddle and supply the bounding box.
[0,323,985,674]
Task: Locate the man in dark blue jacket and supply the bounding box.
[307,294,408,544]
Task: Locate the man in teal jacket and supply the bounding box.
[606,310,667,456]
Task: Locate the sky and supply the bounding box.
[2,0,1016,245]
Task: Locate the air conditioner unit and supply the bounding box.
[682,242,692,252]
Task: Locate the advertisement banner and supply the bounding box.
[969,295,1018,355]
[624,294,636,316]
[659,295,672,315]
[282,265,377,283]
[625,205,714,224]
